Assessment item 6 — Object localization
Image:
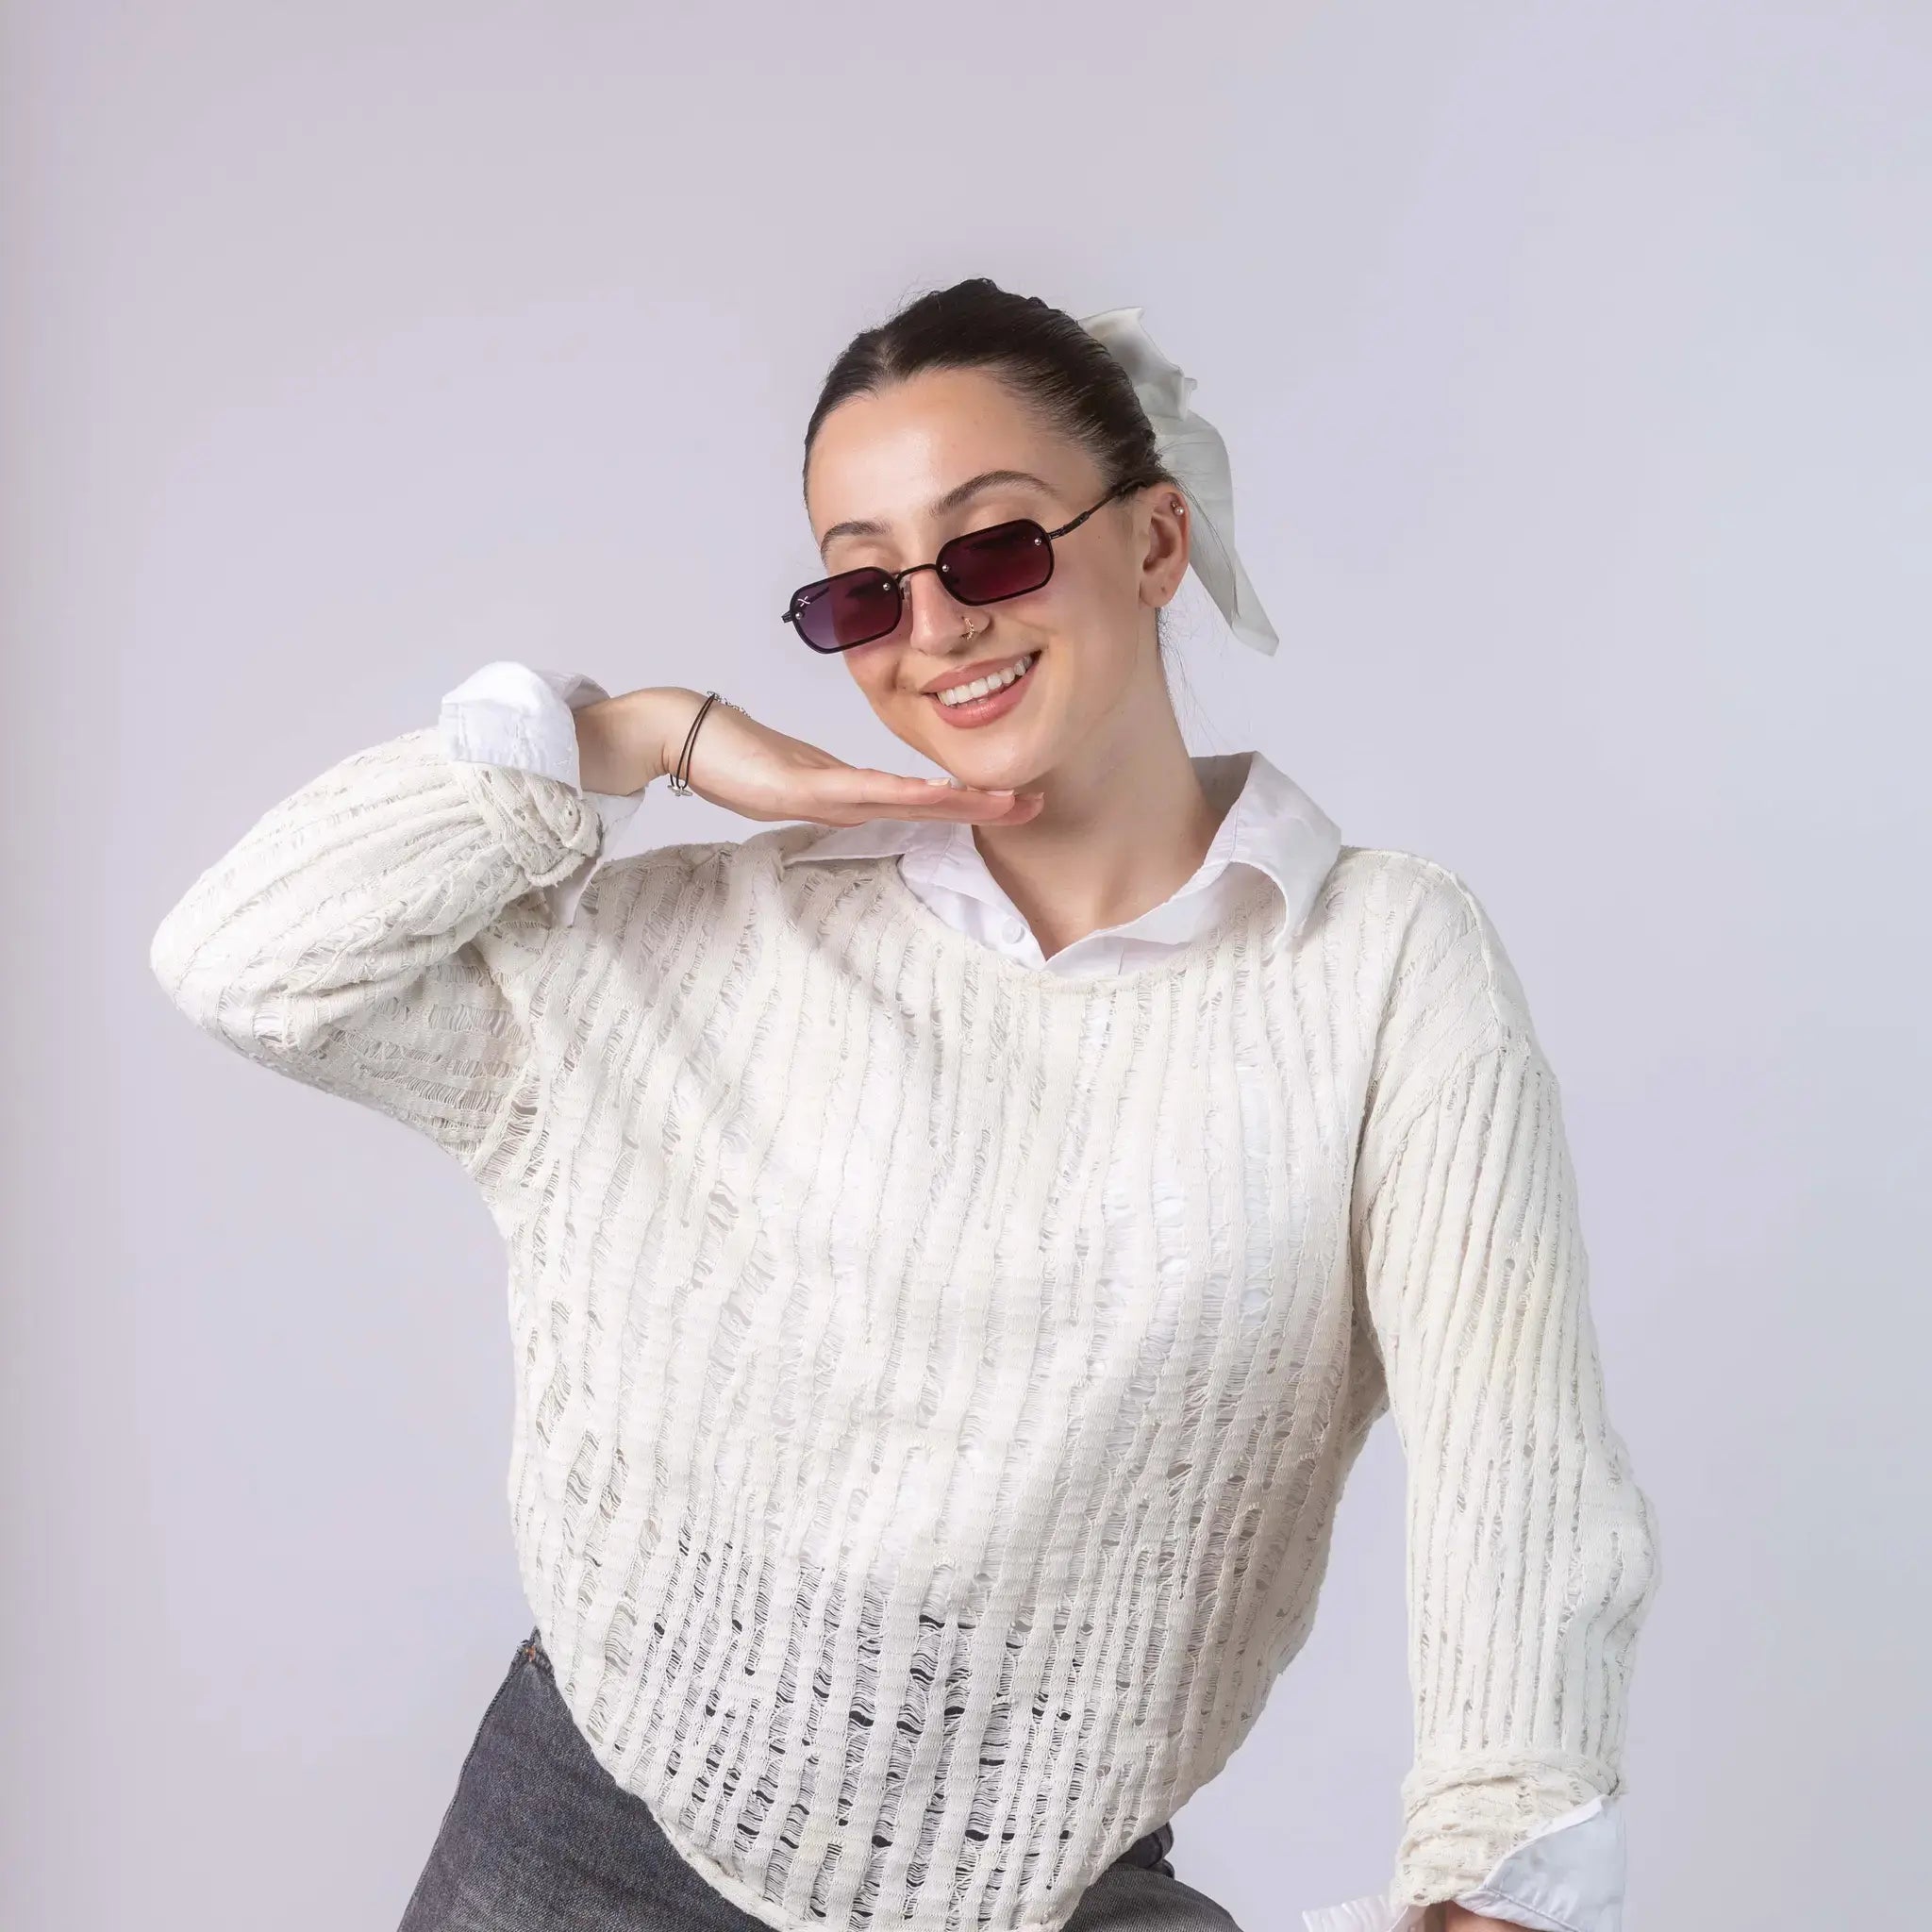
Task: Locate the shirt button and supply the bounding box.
[1003,917,1024,942]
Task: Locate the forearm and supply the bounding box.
[149,723,599,1161]
[151,725,592,1038]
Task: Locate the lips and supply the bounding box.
[920,652,1035,698]
[924,650,1039,729]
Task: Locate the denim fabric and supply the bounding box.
[397,1627,1243,1931]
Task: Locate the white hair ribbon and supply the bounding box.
[1075,306,1278,657]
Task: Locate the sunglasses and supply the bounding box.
[781,476,1145,654]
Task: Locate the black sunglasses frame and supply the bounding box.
[780,476,1148,655]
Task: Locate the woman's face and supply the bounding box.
[802,367,1188,794]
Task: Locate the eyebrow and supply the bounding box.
[816,468,1057,560]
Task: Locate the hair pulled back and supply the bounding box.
[803,278,1182,654]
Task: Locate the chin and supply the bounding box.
[941,754,1049,800]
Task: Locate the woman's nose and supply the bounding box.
[901,566,975,648]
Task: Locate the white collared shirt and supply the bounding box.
[784,741,1346,979]
[438,658,1631,1932]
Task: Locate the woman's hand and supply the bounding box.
[577,685,1044,829]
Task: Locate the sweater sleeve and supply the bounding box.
[437,658,651,928]
[1347,872,1662,1914]
[148,719,607,1174]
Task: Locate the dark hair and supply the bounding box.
[803,277,1182,656]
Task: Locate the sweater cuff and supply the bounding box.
[438,659,651,924]
[1394,1757,1616,1906]
[1451,1792,1624,1931]
[1304,1791,1623,1932]
[441,750,603,889]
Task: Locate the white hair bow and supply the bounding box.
[1075,306,1278,657]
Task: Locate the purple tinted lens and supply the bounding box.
[794,570,900,651]
[941,521,1052,603]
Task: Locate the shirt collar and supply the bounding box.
[779,749,1342,942]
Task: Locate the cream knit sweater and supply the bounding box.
[149,724,1660,1932]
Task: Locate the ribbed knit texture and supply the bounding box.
[149,726,1660,1932]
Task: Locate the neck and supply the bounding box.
[969,690,1235,959]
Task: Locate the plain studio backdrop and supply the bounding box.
[3,3,1924,1927]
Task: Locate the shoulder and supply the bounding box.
[1327,847,1577,1208]
[1314,841,1542,1058]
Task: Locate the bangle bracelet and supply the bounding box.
[667,691,737,796]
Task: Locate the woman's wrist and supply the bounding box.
[575,687,705,795]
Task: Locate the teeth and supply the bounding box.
[935,653,1036,707]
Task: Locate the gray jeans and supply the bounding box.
[398,1627,1243,1931]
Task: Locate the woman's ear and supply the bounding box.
[1141,491,1191,608]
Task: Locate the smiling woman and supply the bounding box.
[795,336,1189,812]
[149,276,1659,1932]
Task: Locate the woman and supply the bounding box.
[149,279,1660,1932]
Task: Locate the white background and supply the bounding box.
[5,2,1925,1926]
